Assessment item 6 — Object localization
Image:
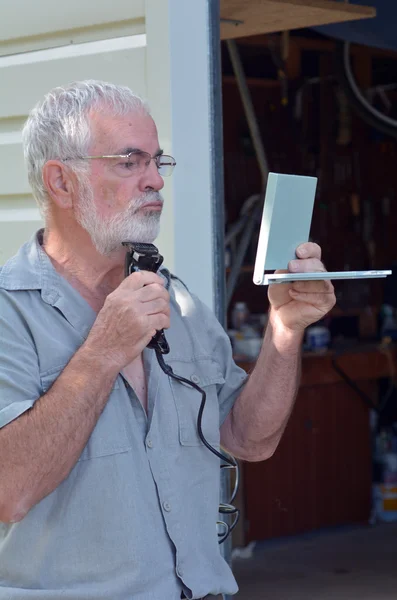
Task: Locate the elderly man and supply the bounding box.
[0,80,335,600]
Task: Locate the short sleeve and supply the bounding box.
[0,291,41,429]
[192,294,249,426]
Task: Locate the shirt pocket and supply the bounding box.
[167,358,225,447]
[40,365,131,461]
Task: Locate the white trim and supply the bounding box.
[0,34,146,67]
[168,1,215,310]
[146,0,215,310]
[0,20,145,59]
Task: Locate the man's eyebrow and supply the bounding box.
[116,147,164,157]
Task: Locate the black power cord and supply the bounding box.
[122,242,240,543]
[154,348,240,543]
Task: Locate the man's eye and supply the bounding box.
[119,160,139,171]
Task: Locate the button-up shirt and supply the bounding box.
[0,231,248,600]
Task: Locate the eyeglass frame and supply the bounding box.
[62,150,176,177]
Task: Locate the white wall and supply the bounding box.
[0,35,146,262]
[0,0,147,264]
[0,0,216,309]
[0,0,145,55]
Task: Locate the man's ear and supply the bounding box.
[42,161,77,209]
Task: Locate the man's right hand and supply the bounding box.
[86,271,170,371]
[0,270,170,522]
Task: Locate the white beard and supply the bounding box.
[75,177,163,256]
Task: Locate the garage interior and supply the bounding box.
[219,1,397,597]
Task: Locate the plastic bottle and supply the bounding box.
[231,302,249,331]
[381,304,397,341]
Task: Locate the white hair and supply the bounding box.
[22,80,150,218]
[75,176,163,255]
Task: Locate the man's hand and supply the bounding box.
[86,271,170,371]
[268,242,336,332]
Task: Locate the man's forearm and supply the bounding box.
[221,310,303,461]
[0,343,119,523]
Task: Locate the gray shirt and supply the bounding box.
[0,231,248,600]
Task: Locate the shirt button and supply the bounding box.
[163,501,171,512]
[190,374,200,384]
[146,439,153,448]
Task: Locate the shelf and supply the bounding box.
[220,0,376,40]
[222,75,281,88]
[226,265,254,274]
[237,343,396,387]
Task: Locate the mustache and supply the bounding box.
[129,191,164,213]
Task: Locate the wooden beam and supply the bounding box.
[233,33,397,60]
[220,0,376,40]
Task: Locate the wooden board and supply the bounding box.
[238,345,397,388]
[220,0,376,40]
[243,381,373,542]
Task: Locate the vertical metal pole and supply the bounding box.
[206,2,232,596]
[208,0,226,327]
[226,39,269,190]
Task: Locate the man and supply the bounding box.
[0,80,335,599]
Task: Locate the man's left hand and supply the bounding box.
[268,242,336,332]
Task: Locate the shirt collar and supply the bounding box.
[0,229,97,336]
[0,229,53,294]
[0,229,172,338]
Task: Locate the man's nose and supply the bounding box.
[139,160,165,192]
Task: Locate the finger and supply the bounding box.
[147,312,170,333]
[140,313,171,349]
[136,283,170,303]
[289,258,326,273]
[273,269,289,275]
[142,297,171,317]
[122,270,165,291]
[289,289,336,310]
[291,279,334,294]
[296,242,322,260]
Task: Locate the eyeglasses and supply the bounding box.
[63,150,176,177]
